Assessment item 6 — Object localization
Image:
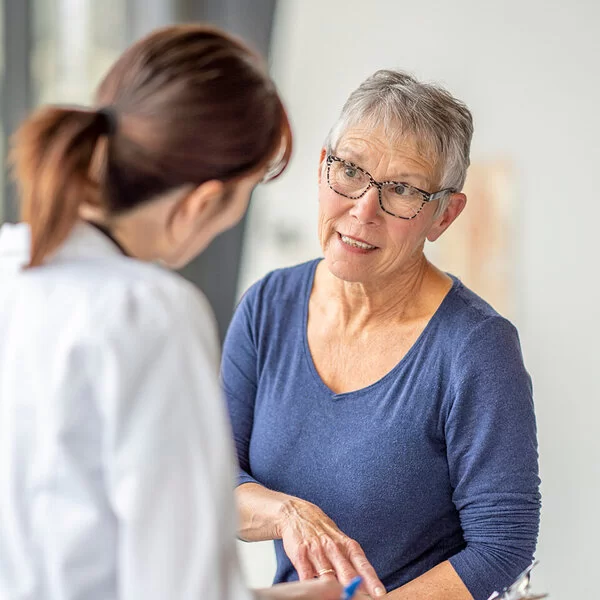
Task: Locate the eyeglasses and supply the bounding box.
[326,155,455,220]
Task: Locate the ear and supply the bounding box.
[426,192,467,242]
[168,180,226,238]
[317,148,327,184]
[176,180,224,221]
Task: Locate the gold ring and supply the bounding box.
[316,568,335,577]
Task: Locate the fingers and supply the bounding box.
[309,543,336,580]
[310,536,385,597]
[314,567,336,579]
[279,499,384,596]
[346,539,386,598]
[320,537,385,597]
[318,536,359,584]
[295,542,316,581]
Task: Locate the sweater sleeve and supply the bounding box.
[445,316,541,600]
[221,285,261,487]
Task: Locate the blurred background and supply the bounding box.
[1,0,598,598]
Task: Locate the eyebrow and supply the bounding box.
[337,151,431,188]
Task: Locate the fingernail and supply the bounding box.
[374,586,386,597]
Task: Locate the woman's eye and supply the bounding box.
[344,167,358,178]
[393,184,408,196]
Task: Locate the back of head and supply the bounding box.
[325,69,473,194]
[11,24,292,267]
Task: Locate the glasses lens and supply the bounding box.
[328,159,371,198]
[381,183,425,218]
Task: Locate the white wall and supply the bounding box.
[238,1,600,597]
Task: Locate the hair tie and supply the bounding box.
[97,107,118,136]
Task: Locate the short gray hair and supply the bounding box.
[325,70,474,210]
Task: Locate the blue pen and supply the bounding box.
[341,576,362,600]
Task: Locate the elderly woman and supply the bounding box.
[222,70,540,600]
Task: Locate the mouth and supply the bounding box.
[338,233,378,251]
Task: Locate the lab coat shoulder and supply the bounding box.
[87,259,219,368]
[80,260,226,469]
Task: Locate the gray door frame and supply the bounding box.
[1,0,33,223]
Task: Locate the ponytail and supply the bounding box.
[10,107,111,268]
[9,26,294,269]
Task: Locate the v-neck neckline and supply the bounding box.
[301,258,459,399]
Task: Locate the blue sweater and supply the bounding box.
[222,260,541,600]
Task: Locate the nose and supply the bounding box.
[348,185,380,224]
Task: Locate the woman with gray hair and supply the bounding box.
[222,70,541,600]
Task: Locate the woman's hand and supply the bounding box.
[254,579,343,600]
[278,497,386,598]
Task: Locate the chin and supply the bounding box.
[164,238,211,271]
[157,254,192,271]
[322,235,381,283]
[155,257,179,270]
[323,254,375,283]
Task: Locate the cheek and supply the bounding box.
[232,198,250,225]
[317,194,343,242]
[318,186,350,222]
[388,219,430,254]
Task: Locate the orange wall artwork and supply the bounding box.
[426,160,516,319]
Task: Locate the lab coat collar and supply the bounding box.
[58,221,128,260]
[0,221,126,269]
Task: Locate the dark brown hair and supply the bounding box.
[11,24,292,267]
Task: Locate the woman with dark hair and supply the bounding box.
[0,24,341,600]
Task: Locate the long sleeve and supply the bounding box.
[445,316,541,600]
[97,282,252,600]
[221,286,262,487]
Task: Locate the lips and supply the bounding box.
[338,233,378,250]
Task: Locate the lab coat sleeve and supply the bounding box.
[95,278,252,600]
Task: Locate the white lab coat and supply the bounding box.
[0,222,252,600]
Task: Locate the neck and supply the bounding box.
[79,195,175,263]
[107,210,163,262]
[317,254,446,329]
